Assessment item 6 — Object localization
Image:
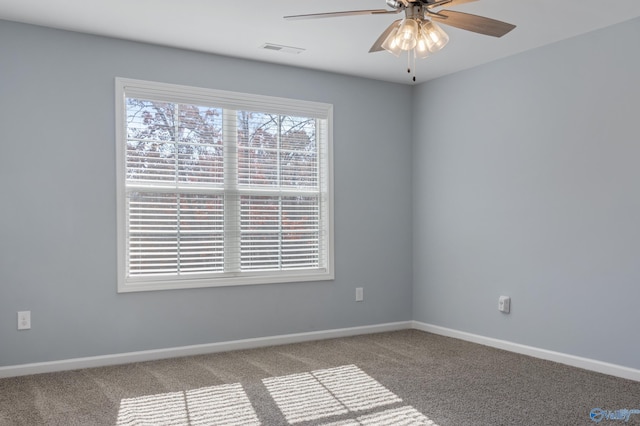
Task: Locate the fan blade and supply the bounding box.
[426,0,478,8]
[369,20,402,52]
[446,0,479,7]
[284,9,399,20]
[430,10,516,37]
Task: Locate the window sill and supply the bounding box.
[117,269,335,293]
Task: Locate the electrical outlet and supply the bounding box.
[355,287,364,302]
[18,311,31,330]
[498,296,510,314]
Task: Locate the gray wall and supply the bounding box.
[0,20,414,366]
[412,17,640,369]
[3,15,639,372]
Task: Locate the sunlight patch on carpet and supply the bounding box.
[262,370,349,422]
[263,364,437,425]
[116,364,438,425]
[116,382,259,426]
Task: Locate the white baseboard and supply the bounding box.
[412,321,640,382]
[3,320,639,382]
[0,321,412,378]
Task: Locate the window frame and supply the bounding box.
[115,78,334,293]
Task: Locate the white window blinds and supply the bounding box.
[116,78,333,292]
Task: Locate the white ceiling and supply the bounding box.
[1,0,639,85]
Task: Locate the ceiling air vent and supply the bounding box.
[260,43,305,55]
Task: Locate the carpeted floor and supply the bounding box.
[1,330,639,425]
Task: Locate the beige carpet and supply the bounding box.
[1,330,639,425]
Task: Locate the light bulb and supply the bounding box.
[395,18,419,51]
[414,31,430,59]
[421,20,449,53]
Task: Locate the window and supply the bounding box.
[115,78,333,292]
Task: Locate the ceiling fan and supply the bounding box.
[284,0,516,80]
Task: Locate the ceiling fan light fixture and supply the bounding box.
[284,0,517,80]
[421,20,449,53]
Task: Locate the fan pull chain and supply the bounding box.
[412,51,417,82]
[405,51,417,82]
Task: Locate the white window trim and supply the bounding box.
[115,78,334,293]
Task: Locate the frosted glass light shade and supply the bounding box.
[381,26,403,57]
[395,18,419,50]
[421,20,449,53]
[414,31,431,59]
